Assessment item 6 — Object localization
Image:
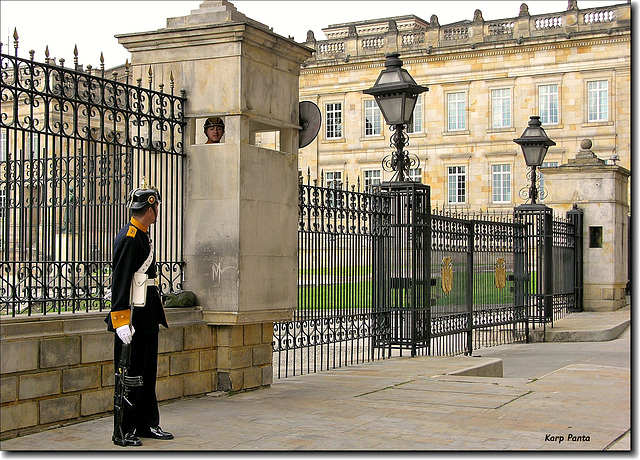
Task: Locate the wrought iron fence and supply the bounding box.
[273,176,392,378]
[430,208,527,356]
[275,179,533,378]
[514,204,583,328]
[379,182,431,356]
[0,45,186,316]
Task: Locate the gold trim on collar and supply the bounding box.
[130,217,148,233]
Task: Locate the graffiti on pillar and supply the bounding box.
[211,261,238,286]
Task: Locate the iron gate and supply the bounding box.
[0,45,186,316]
[273,176,393,378]
[515,203,583,327]
[430,208,527,356]
[274,178,532,378]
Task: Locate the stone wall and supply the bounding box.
[0,308,220,439]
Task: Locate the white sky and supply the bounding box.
[0,0,627,68]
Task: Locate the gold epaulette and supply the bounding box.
[126,226,137,238]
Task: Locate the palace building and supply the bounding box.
[295,1,630,210]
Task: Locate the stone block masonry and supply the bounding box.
[0,308,219,440]
[215,322,274,392]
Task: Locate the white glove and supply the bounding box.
[116,325,135,345]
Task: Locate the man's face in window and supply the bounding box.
[205,126,224,143]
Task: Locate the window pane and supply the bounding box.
[407,95,423,134]
[364,100,381,136]
[539,84,558,125]
[492,89,511,128]
[587,81,608,122]
[364,170,381,192]
[492,164,511,203]
[409,167,422,183]
[326,103,343,139]
[447,166,466,203]
[447,93,466,131]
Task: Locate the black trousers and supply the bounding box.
[113,330,160,435]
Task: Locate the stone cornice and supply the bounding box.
[301,35,630,76]
[117,21,313,64]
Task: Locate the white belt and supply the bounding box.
[146,278,157,286]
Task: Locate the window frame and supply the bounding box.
[491,164,511,204]
[406,94,423,134]
[491,88,512,129]
[447,165,466,204]
[363,169,381,192]
[587,80,609,122]
[363,99,382,137]
[408,167,422,183]
[538,84,559,125]
[325,102,343,140]
[325,171,342,189]
[447,92,467,132]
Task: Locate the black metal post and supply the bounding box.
[568,205,584,312]
[391,124,409,182]
[542,210,554,324]
[466,220,474,355]
[529,165,539,205]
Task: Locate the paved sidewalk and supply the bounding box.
[0,308,630,451]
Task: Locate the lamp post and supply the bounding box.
[364,53,428,182]
[513,116,556,204]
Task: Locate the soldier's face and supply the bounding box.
[205,126,224,143]
[149,203,159,223]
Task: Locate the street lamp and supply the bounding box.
[364,53,428,182]
[513,116,556,204]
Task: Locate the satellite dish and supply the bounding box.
[299,101,321,148]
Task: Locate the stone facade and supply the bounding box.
[543,139,629,310]
[297,2,631,212]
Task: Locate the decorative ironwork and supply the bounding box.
[276,180,537,375]
[518,167,548,203]
[381,125,420,182]
[274,177,393,378]
[1,39,186,316]
[494,257,507,290]
[514,204,582,329]
[441,257,453,295]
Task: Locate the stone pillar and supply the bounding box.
[117,0,313,390]
[542,139,629,311]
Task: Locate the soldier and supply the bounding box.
[106,179,173,447]
[204,116,225,143]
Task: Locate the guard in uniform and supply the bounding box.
[204,116,225,143]
[106,180,173,447]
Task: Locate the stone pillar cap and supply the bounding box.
[166,0,270,31]
[567,138,605,165]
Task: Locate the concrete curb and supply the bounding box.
[446,357,504,378]
[529,319,630,343]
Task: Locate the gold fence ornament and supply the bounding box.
[495,257,507,291]
[441,257,453,295]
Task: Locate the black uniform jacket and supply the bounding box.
[105,217,168,333]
